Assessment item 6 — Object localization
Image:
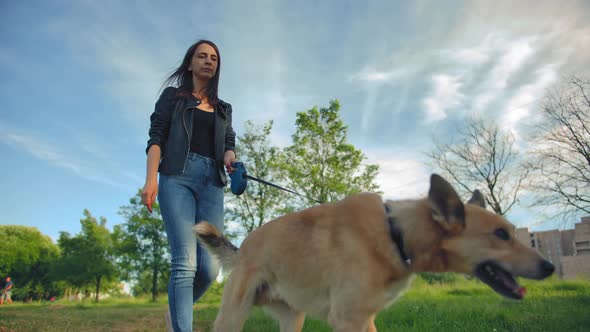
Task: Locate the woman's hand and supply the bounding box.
[142,180,158,213]
[224,150,237,174]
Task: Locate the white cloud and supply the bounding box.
[500,63,560,139]
[440,34,495,66]
[360,87,379,132]
[452,48,490,65]
[366,151,431,200]
[423,74,464,122]
[350,67,409,83]
[261,51,288,118]
[121,171,144,186]
[349,64,421,133]
[491,37,536,90]
[0,122,131,188]
[43,5,181,130]
[473,36,537,112]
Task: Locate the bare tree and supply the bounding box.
[427,117,528,216]
[527,76,590,219]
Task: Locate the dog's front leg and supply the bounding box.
[328,311,374,332]
[263,301,305,332]
[366,315,377,332]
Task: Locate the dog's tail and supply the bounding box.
[193,222,239,271]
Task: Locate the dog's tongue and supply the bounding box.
[498,270,526,298]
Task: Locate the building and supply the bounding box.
[515,216,590,279]
[574,217,590,256]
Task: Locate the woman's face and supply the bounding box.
[189,43,218,81]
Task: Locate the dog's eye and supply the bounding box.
[494,228,510,241]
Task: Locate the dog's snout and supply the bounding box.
[539,260,555,277]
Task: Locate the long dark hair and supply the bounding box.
[162,39,221,106]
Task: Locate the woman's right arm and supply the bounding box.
[143,144,161,213]
[142,87,175,212]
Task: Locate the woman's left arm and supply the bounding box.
[224,103,237,172]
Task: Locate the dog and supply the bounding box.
[194,174,555,332]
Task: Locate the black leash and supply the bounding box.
[245,174,323,204]
[230,161,323,204]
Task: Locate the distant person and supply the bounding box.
[1,277,13,304]
[142,39,237,332]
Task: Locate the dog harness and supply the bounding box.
[384,204,411,266]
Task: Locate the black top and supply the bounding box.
[190,108,215,158]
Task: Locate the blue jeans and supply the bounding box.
[158,153,225,332]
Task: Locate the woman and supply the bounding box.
[142,39,237,332]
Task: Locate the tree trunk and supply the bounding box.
[95,275,101,303]
[151,267,158,302]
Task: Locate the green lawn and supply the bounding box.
[0,278,588,332]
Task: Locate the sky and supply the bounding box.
[1,0,589,242]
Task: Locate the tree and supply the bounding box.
[225,120,287,237]
[528,76,590,218]
[56,210,118,302]
[0,226,60,301]
[281,100,380,206]
[131,269,169,297]
[114,190,169,301]
[427,117,528,216]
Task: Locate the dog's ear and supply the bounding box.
[467,190,486,208]
[428,174,465,234]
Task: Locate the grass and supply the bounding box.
[0,277,588,332]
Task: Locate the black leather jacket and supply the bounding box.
[146,87,236,185]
